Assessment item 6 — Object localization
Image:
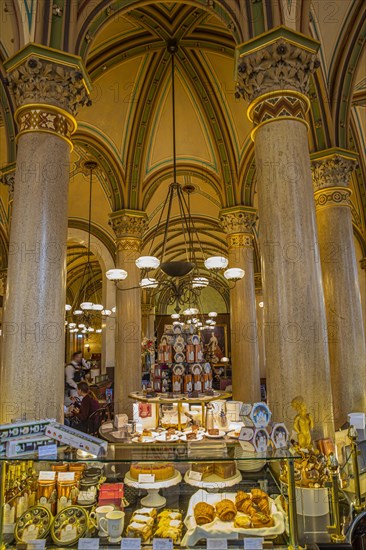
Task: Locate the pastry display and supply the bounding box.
[194,502,215,525]
[215,499,237,521]
[129,462,175,481]
[279,445,330,487]
[154,512,183,543]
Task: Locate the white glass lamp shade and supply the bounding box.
[102,309,112,316]
[139,278,159,289]
[221,356,230,363]
[208,311,217,318]
[192,277,209,288]
[224,268,245,281]
[210,320,217,326]
[197,322,203,327]
[68,323,77,328]
[106,268,128,281]
[87,327,95,332]
[204,256,228,270]
[65,321,68,326]
[78,324,85,329]
[259,301,264,308]
[112,306,116,313]
[183,307,199,315]
[96,328,102,333]
[135,256,160,270]
[73,310,83,315]
[92,304,104,311]
[65,304,72,311]
[171,313,180,319]
[80,302,94,310]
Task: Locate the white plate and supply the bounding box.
[155,434,180,442]
[132,436,156,443]
[180,433,204,442]
[227,431,240,439]
[204,430,226,439]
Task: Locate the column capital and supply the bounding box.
[5,44,91,149]
[220,206,257,249]
[311,148,358,190]
[109,209,148,252]
[236,27,320,103]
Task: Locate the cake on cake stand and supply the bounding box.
[124,470,182,508]
[184,469,242,489]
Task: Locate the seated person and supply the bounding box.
[65,381,100,432]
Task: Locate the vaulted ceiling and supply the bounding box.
[0,0,365,311]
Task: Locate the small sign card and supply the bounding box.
[27,541,46,550]
[38,444,57,459]
[188,470,203,481]
[207,539,228,550]
[38,471,56,481]
[153,538,173,550]
[58,471,75,481]
[121,538,142,550]
[244,538,264,550]
[138,473,155,483]
[78,538,100,550]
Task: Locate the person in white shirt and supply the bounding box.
[65,351,83,400]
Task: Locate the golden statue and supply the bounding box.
[291,396,314,449]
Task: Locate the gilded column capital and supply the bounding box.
[236,27,319,138]
[109,209,148,252]
[220,206,257,249]
[314,187,352,211]
[5,44,91,149]
[311,148,358,190]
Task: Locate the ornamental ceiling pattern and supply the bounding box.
[0,0,365,310]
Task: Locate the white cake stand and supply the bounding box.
[124,470,182,508]
[184,469,242,489]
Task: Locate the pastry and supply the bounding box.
[251,488,268,502]
[251,513,274,528]
[214,462,236,479]
[240,500,257,516]
[157,511,182,521]
[191,463,215,478]
[234,515,252,528]
[236,491,252,511]
[130,463,175,481]
[142,429,152,436]
[208,428,219,435]
[126,522,152,541]
[186,432,197,441]
[216,499,237,521]
[194,502,215,525]
[257,497,270,515]
[134,508,157,518]
[154,526,181,542]
[131,514,154,527]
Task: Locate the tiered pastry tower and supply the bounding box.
[152,324,212,394]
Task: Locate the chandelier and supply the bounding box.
[105,40,244,312]
[65,161,107,335]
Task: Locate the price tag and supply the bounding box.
[121,538,141,550]
[58,471,75,481]
[38,444,57,458]
[188,470,203,481]
[27,540,46,550]
[38,471,56,481]
[244,538,264,550]
[78,538,100,550]
[207,540,228,550]
[138,473,155,483]
[153,538,173,550]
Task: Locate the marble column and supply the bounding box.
[361,258,366,340]
[141,302,155,340]
[110,209,148,416]
[311,148,366,426]
[255,276,266,381]
[0,45,90,423]
[220,207,260,402]
[237,28,334,437]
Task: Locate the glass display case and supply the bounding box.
[0,442,316,549]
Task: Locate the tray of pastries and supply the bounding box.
[125,508,183,544]
[181,488,285,546]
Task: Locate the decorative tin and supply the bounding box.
[51,505,89,546]
[15,505,53,543]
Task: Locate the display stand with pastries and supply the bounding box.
[124,462,182,508]
[182,489,285,547]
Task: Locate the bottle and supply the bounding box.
[205,403,215,431]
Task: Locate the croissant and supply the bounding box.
[240,500,257,516]
[251,488,268,502]
[194,502,215,525]
[251,513,274,528]
[235,491,251,510]
[256,497,270,515]
[216,499,237,521]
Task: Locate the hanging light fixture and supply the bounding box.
[106,40,245,312]
[65,161,107,333]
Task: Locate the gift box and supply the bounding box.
[6,435,54,457]
[98,483,124,509]
[186,345,195,363]
[0,418,56,443]
[45,423,108,456]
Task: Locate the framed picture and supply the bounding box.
[199,324,228,364]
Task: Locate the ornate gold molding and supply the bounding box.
[236,31,319,104]
[116,238,142,253]
[14,104,76,149]
[109,209,148,240]
[220,207,257,234]
[227,233,253,249]
[314,187,352,210]
[7,55,90,116]
[311,150,357,190]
